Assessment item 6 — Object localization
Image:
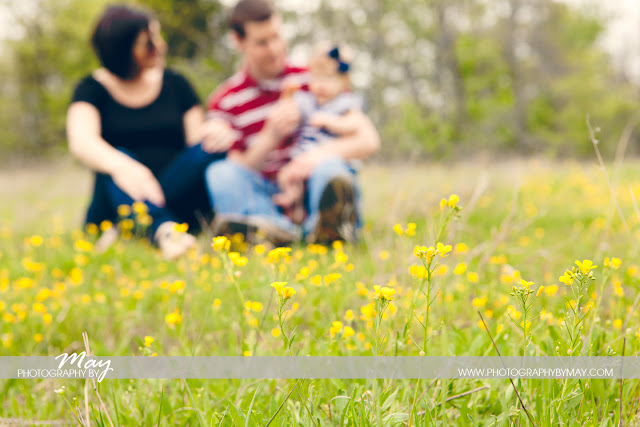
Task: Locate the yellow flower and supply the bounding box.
[296,267,310,280]
[228,252,248,267]
[100,220,113,231]
[16,277,34,289]
[117,204,131,217]
[335,251,348,264]
[211,236,230,252]
[32,302,47,313]
[453,263,467,275]
[29,235,44,247]
[519,279,534,289]
[393,224,403,236]
[506,305,522,320]
[132,201,148,214]
[169,280,186,294]
[613,319,623,330]
[544,285,558,296]
[165,309,182,326]
[379,250,390,261]
[373,285,396,301]
[536,286,545,297]
[86,223,99,235]
[144,336,154,347]
[356,282,368,296]
[467,272,479,283]
[270,281,287,294]
[434,265,448,276]
[271,327,281,337]
[344,309,354,321]
[22,258,45,272]
[604,257,622,269]
[559,269,574,285]
[489,255,507,265]
[213,298,221,308]
[324,273,342,285]
[250,301,263,312]
[409,265,427,279]
[173,222,188,233]
[343,326,355,339]
[439,198,447,211]
[406,222,417,236]
[271,282,296,300]
[267,247,292,263]
[330,321,343,338]
[436,242,452,257]
[454,243,469,254]
[243,350,252,357]
[614,283,624,297]
[448,194,460,208]
[310,275,322,286]
[575,259,597,274]
[471,296,487,307]
[34,333,43,343]
[281,287,296,300]
[360,303,376,318]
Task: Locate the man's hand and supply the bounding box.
[264,98,301,141]
[201,118,236,153]
[111,159,165,207]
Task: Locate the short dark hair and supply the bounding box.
[229,0,275,39]
[91,5,152,80]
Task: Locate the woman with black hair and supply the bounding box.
[67,5,230,259]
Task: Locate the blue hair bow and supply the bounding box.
[328,47,350,73]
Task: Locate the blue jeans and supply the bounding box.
[204,156,360,239]
[86,143,226,235]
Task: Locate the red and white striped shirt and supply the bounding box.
[206,64,308,180]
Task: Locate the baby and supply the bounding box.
[273,42,363,223]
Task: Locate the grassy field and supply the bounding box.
[1,156,640,426]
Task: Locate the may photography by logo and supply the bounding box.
[17,351,113,382]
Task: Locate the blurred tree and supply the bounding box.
[0,0,637,161]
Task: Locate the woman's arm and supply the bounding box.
[182,104,205,147]
[67,101,165,206]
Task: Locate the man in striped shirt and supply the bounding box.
[202,0,380,245]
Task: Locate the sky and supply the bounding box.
[563,0,640,83]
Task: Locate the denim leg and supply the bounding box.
[85,173,117,226]
[302,156,361,238]
[205,160,299,234]
[159,143,226,204]
[158,143,226,233]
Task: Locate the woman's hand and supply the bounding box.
[201,118,237,153]
[111,159,166,207]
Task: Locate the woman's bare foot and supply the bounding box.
[154,222,197,260]
[94,227,119,253]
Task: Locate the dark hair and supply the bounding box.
[91,5,152,80]
[229,0,275,39]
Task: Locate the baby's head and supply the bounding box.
[308,42,353,105]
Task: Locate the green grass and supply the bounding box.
[1,157,640,425]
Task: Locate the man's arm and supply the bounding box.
[278,110,380,182]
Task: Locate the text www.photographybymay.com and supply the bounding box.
[457,368,615,379]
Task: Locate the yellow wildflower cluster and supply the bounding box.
[270,281,296,300]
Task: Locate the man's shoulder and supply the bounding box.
[207,71,254,108]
